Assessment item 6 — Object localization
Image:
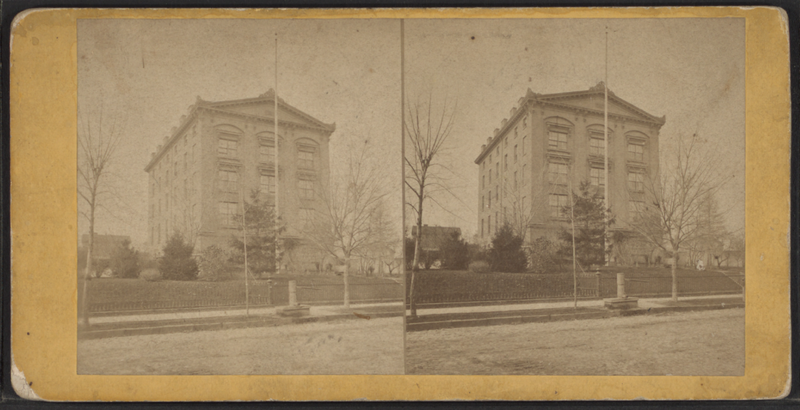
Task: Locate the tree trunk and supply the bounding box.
[79,209,95,328]
[343,257,350,308]
[671,249,678,302]
[408,182,425,319]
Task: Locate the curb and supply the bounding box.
[406,302,744,332]
[79,310,403,340]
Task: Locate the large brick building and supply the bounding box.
[474,83,665,264]
[144,90,335,271]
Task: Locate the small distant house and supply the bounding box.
[411,225,462,252]
[80,233,131,270]
[410,225,462,269]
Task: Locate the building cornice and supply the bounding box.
[474,83,666,165]
[145,93,336,173]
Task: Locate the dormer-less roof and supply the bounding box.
[145,90,335,172]
[474,83,666,164]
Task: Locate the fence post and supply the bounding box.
[288,280,298,307]
[595,270,602,298]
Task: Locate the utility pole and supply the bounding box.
[274,33,281,276]
[603,26,610,267]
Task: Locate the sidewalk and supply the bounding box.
[405,294,744,332]
[89,301,403,325]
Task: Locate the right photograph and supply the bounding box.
[403,18,745,376]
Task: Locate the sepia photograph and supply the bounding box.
[9,7,789,400]
[402,18,746,375]
[76,18,404,375]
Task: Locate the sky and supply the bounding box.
[403,18,745,239]
[77,18,745,248]
[77,19,402,248]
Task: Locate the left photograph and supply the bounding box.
[76,19,404,375]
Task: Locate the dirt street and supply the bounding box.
[78,317,404,375]
[406,309,744,375]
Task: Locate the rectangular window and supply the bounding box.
[299,179,314,199]
[590,167,605,187]
[590,136,604,155]
[628,200,644,219]
[489,169,492,184]
[549,194,569,218]
[219,202,238,226]
[548,162,569,184]
[260,144,275,163]
[514,145,518,162]
[174,161,178,176]
[495,186,499,201]
[183,153,188,172]
[514,171,518,189]
[488,192,492,208]
[628,142,644,161]
[260,174,276,194]
[482,175,485,189]
[192,144,196,163]
[299,208,314,230]
[548,130,568,150]
[504,154,508,170]
[522,164,526,185]
[482,196,485,209]
[218,169,239,192]
[523,116,527,129]
[522,136,527,156]
[481,219,485,238]
[488,215,492,235]
[218,138,238,156]
[514,127,518,138]
[298,149,315,169]
[495,212,499,233]
[628,171,644,191]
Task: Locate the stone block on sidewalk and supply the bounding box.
[276,305,311,317]
[604,297,639,310]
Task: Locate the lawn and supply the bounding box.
[408,267,744,306]
[84,274,403,310]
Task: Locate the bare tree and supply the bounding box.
[303,139,390,307]
[404,96,457,318]
[352,200,400,277]
[77,106,124,327]
[628,133,728,301]
[500,173,536,244]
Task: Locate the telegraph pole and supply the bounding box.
[603,26,610,267]
[274,34,281,276]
